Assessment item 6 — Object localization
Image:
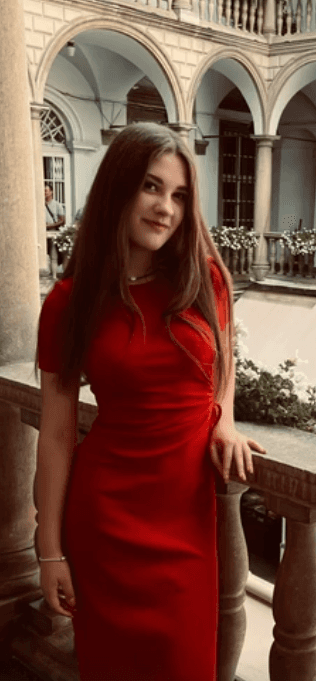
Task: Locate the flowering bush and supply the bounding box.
[210,225,259,251]
[53,224,77,257]
[279,229,316,255]
[234,319,316,433]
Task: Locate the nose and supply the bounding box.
[154,192,174,217]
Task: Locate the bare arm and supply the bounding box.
[36,370,79,615]
[46,215,65,230]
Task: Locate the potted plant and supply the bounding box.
[279,229,316,276]
[53,224,77,269]
[210,225,259,251]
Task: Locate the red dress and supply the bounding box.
[38,260,229,681]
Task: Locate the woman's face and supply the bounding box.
[127,152,188,255]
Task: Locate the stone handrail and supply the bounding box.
[1,363,316,680]
[264,232,316,278]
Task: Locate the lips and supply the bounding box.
[144,219,169,231]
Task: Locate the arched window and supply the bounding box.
[41,104,71,223]
[41,107,67,145]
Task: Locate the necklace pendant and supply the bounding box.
[129,276,137,282]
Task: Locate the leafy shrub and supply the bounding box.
[234,321,316,433]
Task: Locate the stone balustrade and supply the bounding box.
[1,364,316,680]
[92,0,316,40]
[217,244,255,278]
[275,0,316,38]
[264,232,316,279]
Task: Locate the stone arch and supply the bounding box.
[188,48,267,134]
[269,56,316,135]
[27,63,36,103]
[34,16,185,123]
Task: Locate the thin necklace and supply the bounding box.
[128,268,158,282]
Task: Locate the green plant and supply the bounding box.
[210,225,259,251]
[234,321,316,433]
[53,224,77,257]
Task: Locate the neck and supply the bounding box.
[128,247,153,279]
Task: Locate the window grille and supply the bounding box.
[41,107,67,145]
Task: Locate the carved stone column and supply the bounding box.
[0,0,41,648]
[216,479,249,681]
[265,494,316,681]
[31,102,49,274]
[251,135,280,281]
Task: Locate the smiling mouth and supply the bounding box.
[144,219,169,230]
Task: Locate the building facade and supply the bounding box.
[21,0,316,278]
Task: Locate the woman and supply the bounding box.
[36,122,265,681]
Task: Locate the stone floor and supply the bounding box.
[236,592,273,681]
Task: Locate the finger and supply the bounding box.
[247,438,266,454]
[242,442,254,475]
[222,444,233,483]
[58,585,76,608]
[210,445,224,477]
[232,443,246,481]
[44,590,74,618]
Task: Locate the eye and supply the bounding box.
[174,192,187,203]
[143,180,158,192]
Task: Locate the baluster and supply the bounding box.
[296,0,302,32]
[200,0,206,19]
[277,0,283,34]
[208,0,215,20]
[257,0,263,33]
[232,250,238,275]
[289,251,294,277]
[233,0,240,28]
[270,518,316,681]
[308,252,314,278]
[306,0,312,30]
[279,240,285,275]
[270,238,276,274]
[286,0,292,34]
[240,247,245,274]
[241,0,248,30]
[249,0,256,32]
[298,254,304,277]
[218,0,224,24]
[247,245,254,274]
[225,0,232,26]
[216,480,249,681]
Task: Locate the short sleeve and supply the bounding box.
[38,278,73,373]
[207,257,231,331]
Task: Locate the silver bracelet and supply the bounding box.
[38,555,67,563]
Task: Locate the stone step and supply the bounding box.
[11,600,79,681]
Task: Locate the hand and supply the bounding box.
[40,560,76,617]
[210,419,266,484]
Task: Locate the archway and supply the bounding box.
[191,53,264,230]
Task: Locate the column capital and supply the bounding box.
[250,134,281,148]
[30,101,49,121]
[168,122,196,140]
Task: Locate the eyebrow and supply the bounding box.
[146,173,188,192]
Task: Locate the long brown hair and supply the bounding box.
[44,122,233,395]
